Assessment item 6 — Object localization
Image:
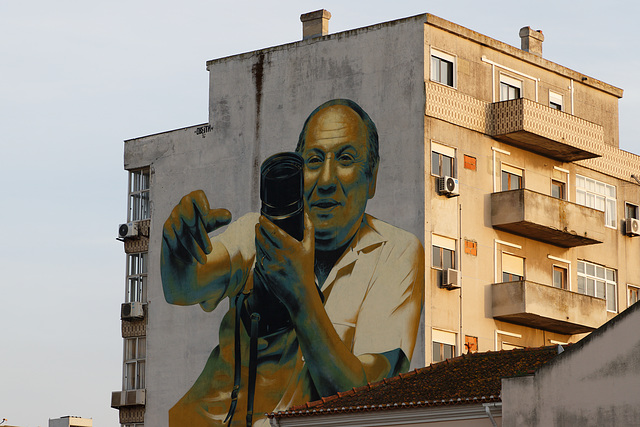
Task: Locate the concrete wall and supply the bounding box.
[501,302,640,426]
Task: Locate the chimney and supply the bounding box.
[519,26,544,57]
[300,9,331,40]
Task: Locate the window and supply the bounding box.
[432,235,456,286]
[577,261,617,312]
[576,175,616,228]
[551,180,566,200]
[431,50,456,87]
[126,252,148,303]
[431,142,456,177]
[549,91,563,111]
[502,253,524,282]
[625,203,639,220]
[500,75,522,101]
[628,285,640,307]
[128,168,150,222]
[432,329,456,362]
[124,337,146,390]
[553,265,568,289]
[501,164,523,191]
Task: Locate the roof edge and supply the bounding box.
[425,14,623,98]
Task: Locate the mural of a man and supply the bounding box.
[161,99,424,426]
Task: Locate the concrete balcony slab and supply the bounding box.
[492,280,607,334]
[491,189,605,247]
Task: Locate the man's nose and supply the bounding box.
[317,157,337,191]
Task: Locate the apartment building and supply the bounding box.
[112,11,640,426]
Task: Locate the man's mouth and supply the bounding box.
[311,199,341,210]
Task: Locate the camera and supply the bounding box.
[243,152,304,336]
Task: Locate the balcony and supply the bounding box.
[111,389,146,408]
[491,189,604,247]
[490,98,603,162]
[492,280,607,334]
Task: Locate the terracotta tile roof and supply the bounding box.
[270,345,560,418]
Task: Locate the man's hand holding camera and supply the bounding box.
[254,214,317,318]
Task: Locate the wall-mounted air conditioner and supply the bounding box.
[121,302,144,320]
[442,268,461,289]
[118,222,139,239]
[437,176,460,197]
[626,218,640,236]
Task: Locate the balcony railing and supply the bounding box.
[491,189,605,247]
[492,280,607,335]
[490,98,603,162]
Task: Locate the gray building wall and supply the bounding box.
[501,303,640,426]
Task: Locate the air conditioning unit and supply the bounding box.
[626,218,640,236]
[442,268,461,289]
[121,302,144,320]
[118,222,139,239]
[437,176,460,197]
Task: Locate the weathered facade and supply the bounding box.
[112,11,640,426]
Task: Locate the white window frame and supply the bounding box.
[500,74,523,101]
[549,91,563,111]
[576,175,616,228]
[577,260,617,312]
[123,337,146,390]
[432,329,457,362]
[126,252,148,303]
[628,284,640,308]
[431,141,456,177]
[430,48,456,88]
[128,168,150,222]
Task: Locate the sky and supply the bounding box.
[0,1,638,426]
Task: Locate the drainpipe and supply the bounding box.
[483,402,502,427]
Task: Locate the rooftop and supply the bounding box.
[270,346,560,418]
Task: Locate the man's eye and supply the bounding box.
[306,156,322,168]
[338,154,355,165]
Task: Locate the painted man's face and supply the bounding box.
[301,104,377,251]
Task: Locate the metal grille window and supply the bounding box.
[124,337,146,390]
[128,168,150,222]
[625,203,639,220]
[576,175,616,228]
[431,51,455,87]
[126,252,147,303]
[577,261,617,312]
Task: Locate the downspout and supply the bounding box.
[483,402,502,427]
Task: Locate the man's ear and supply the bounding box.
[367,163,379,199]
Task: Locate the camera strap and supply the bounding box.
[224,288,261,427]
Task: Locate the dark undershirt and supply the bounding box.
[314,238,354,288]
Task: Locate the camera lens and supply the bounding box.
[260,152,304,241]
